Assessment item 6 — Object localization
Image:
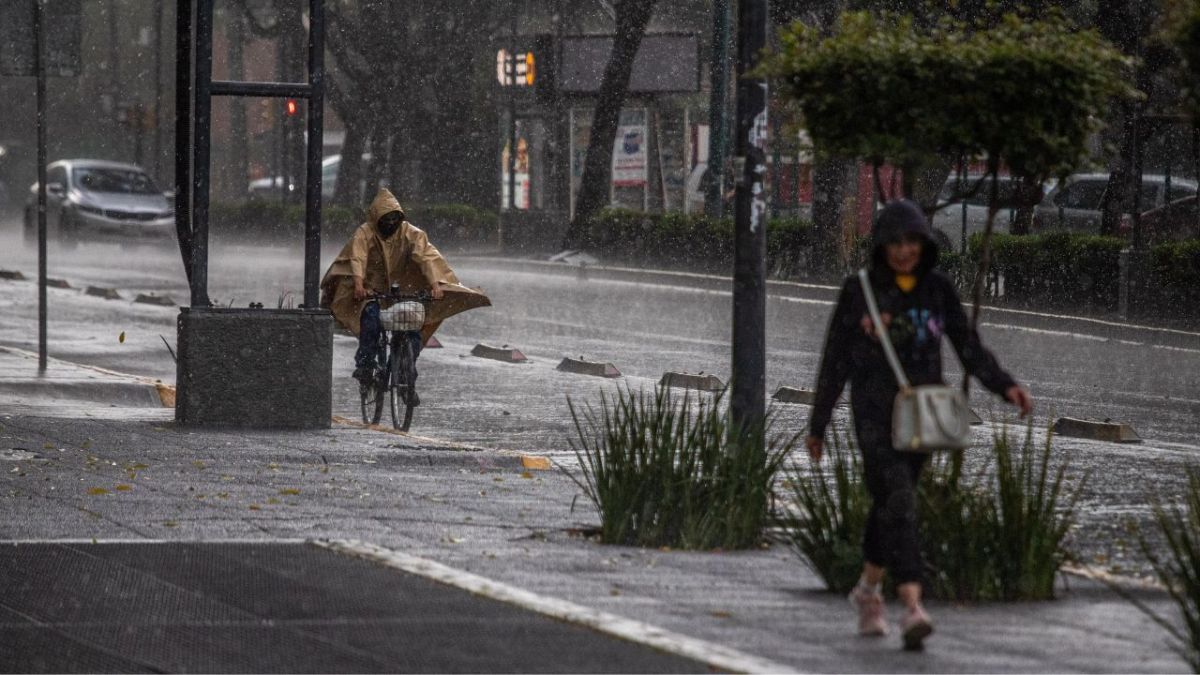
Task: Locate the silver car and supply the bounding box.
[23,159,175,246]
[931,175,1050,253]
[1034,173,1198,233]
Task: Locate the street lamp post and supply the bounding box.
[730,0,768,431]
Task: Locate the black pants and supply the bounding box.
[857,420,929,585]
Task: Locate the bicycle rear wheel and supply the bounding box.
[389,336,416,431]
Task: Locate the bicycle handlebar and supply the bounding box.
[366,289,436,303]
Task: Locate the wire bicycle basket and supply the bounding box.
[379,301,425,332]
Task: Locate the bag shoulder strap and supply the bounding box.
[857,268,911,390]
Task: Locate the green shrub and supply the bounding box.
[579,210,808,275]
[778,420,1084,601]
[776,429,871,593]
[1151,239,1200,311]
[969,232,1123,309]
[566,386,794,550]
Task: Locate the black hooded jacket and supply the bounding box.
[808,200,1017,441]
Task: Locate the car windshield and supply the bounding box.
[939,177,1027,209]
[73,167,160,195]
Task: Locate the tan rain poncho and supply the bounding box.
[319,188,490,342]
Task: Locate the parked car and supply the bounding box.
[247,154,371,201]
[1121,195,1200,244]
[1034,173,1198,234]
[931,174,1050,252]
[23,159,174,246]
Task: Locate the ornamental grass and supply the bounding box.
[778,420,1085,601]
[566,386,795,550]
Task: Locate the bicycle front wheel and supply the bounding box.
[389,336,416,431]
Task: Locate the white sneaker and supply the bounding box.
[848,585,889,636]
[900,605,934,650]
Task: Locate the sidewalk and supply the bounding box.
[0,347,1187,673]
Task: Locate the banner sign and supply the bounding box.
[611,110,647,188]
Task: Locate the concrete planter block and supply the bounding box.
[136,293,176,307]
[659,372,725,392]
[86,286,123,300]
[175,307,333,429]
[1053,417,1142,443]
[0,270,25,280]
[772,386,816,405]
[46,278,71,288]
[556,357,621,378]
[471,343,527,363]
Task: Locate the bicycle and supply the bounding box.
[358,286,434,431]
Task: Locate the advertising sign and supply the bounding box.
[611,110,647,188]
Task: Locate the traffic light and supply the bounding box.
[285,98,298,116]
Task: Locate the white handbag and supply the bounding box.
[858,269,972,453]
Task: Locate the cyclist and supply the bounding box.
[320,188,479,404]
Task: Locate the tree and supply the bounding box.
[561,0,658,250]
[760,10,1134,332]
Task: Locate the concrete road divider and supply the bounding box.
[556,357,621,378]
[772,386,817,405]
[659,372,725,392]
[46,278,71,289]
[134,293,176,307]
[471,343,528,363]
[1053,417,1142,443]
[425,336,443,349]
[0,270,26,281]
[86,286,123,300]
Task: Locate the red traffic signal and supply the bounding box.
[285,99,298,116]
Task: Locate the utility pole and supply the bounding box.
[705,0,730,218]
[35,0,47,373]
[730,0,768,431]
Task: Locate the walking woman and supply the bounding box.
[805,200,1033,650]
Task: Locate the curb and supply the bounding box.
[316,539,798,674]
[660,371,725,392]
[471,343,528,363]
[0,345,175,409]
[556,357,621,378]
[329,415,552,471]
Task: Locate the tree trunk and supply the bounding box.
[562,0,658,249]
[810,155,854,277]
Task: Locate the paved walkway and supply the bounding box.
[0,347,1188,673]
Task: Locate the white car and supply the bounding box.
[23,159,174,246]
[930,175,1050,253]
[247,154,372,201]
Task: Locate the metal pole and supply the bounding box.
[174,0,194,289]
[508,0,518,220]
[730,0,768,431]
[35,0,47,373]
[706,0,730,218]
[191,0,213,307]
[303,0,324,309]
[152,0,164,182]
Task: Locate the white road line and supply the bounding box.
[317,538,800,675]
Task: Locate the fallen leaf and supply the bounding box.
[520,471,533,479]
[114,484,132,492]
[42,442,54,450]
[267,498,281,505]
[87,487,109,495]
[118,331,125,344]
[248,504,261,511]
[192,461,206,469]
[163,521,178,528]
[278,488,301,496]
[710,611,733,619]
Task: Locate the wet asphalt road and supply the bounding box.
[0,228,1198,574]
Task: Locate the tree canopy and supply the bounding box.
[759,11,1136,187]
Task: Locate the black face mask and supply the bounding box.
[377,213,401,239]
